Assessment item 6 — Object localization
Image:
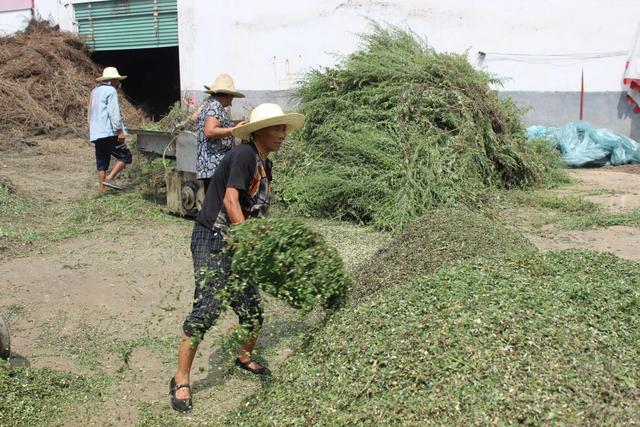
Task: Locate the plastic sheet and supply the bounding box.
[527,122,640,167]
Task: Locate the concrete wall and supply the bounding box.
[177,0,640,136]
[502,91,640,139]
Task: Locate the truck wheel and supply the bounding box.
[181,181,200,215]
[0,316,10,360]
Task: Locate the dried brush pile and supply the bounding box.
[0,19,145,141]
[276,25,565,230]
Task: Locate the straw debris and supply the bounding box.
[0,19,145,142]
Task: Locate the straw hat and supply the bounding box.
[232,103,304,140]
[203,73,245,98]
[96,66,126,82]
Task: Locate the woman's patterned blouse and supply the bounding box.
[196,96,234,179]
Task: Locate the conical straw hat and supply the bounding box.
[232,103,304,140]
[203,73,245,98]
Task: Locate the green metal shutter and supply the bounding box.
[74,0,178,51]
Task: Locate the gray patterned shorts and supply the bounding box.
[182,222,263,338]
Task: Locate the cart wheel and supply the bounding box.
[181,181,200,215]
[0,316,10,360]
[196,183,205,212]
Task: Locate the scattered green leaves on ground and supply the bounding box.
[0,362,107,427]
[555,207,640,230]
[0,176,27,216]
[499,189,640,230]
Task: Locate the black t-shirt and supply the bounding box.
[196,142,272,231]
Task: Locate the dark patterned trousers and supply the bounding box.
[182,222,263,339]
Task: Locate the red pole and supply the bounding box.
[579,69,584,121]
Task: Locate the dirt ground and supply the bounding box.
[2,139,640,425]
[520,167,640,260]
[0,138,389,425]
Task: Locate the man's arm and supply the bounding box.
[223,187,245,225]
[106,90,126,142]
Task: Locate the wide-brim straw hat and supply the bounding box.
[232,103,304,140]
[203,73,245,98]
[96,66,127,82]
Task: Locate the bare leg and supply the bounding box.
[173,333,197,399]
[239,333,262,369]
[98,171,106,192]
[106,160,126,180]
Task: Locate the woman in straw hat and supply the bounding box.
[88,66,132,191]
[196,73,247,193]
[170,103,304,413]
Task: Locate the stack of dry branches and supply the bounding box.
[0,19,146,141]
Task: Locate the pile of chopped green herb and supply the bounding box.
[225,218,351,312]
[276,25,565,230]
[352,207,536,301]
[228,250,640,425]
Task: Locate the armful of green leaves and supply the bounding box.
[224,217,351,313]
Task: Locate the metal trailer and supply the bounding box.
[130,129,205,216]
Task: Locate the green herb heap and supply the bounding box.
[225,218,351,312]
[277,25,564,230]
[229,250,640,425]
[353,207,536,301]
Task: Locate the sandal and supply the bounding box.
[235,357,271,376]
[169,377,192,413]
[102,179,123,190]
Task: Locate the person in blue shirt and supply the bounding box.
[88,67,132,191]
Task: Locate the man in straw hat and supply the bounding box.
[170,103,304,413]
[88,66,132,191]
[196,73,247,193]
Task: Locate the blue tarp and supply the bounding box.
[527,122,640,167]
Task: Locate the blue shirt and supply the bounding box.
[89,84,127,142]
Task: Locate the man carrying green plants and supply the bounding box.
[169,103,304,413]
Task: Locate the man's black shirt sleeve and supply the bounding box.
[226,146,256,191]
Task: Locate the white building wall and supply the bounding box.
[35,0,75,31]
[0,9,32,34]
[177,0,640,93]
[0,0,75,34]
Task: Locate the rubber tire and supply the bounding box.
[181,181,200,215]
[0,316,10,360]
[195,183,205,212]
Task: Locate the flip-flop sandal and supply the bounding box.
[102,179,123,190]
[169,377,192,413]
[235,357,271,376]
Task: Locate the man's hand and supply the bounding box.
[117,130,126,143]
